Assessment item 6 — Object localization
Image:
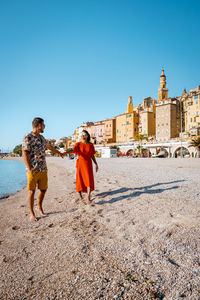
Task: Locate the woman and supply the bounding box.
[65,130,98,204]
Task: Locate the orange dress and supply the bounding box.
[74,142,96,193]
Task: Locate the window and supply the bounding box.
[194,95,198,99]
[191,118,193,122]
[162,123,164,126]
[166,122,168,125]
[197,112,199,116]
[196,100,198,104]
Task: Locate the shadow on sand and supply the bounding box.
[95,180,185,205]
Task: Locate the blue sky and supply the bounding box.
[0,0,200,150]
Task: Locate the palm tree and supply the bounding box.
[189,137,200,158]
[135,134,148,156]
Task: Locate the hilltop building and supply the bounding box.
[126,96,134,113]
[138,97,157,138]
[116,97,139,143]
[158,69,168,102]
[90,121,105,144]
[104,118,116,143]
[182,86,200,136]
[156,70,181,142]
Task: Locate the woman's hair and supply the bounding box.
[82,130,91,143]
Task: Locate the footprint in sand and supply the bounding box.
[69,208,78,213]
[97,209,103,214]
[90,220,97,226]
[12,226,20,230]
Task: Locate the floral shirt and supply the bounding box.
[22,132,48,172]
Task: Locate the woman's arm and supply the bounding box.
[91,155,98,172]
[47,144,64,158]
[63,148,74,155]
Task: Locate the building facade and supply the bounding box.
[104,118,116,143]
[158,69,168,102]
[138,97,157,137]
[182,86,200,136]
[156,98,180,142]
[90,121,105,144]
[116,112,139,143]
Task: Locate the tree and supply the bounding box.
[135,134,148,142]
[13,144,22,156]
[135,134,146,155]
[110,145,120,151]
[189,137,200,158]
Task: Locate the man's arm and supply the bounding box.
[23,150,32,172]
[47,144,64,157]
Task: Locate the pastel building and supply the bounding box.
[156,98,181,142]
[138,97,157,137]
[116,97,139,143]
[104,118,116,143]
[156,70,181,142]
[90,121,105,144]
[182,86,200,136]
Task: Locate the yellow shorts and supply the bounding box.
[27,171,48,191]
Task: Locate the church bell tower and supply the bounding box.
[126,96,133,113]
[158,69,168,102]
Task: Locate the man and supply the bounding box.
[22,117,64,222]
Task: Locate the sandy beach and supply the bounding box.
[0,157,200,299]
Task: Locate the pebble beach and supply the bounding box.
[0,157,200,299]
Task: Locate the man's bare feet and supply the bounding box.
[30,215,37,222]
[36,207,47,217]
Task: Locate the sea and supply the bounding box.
[0,160,26,199]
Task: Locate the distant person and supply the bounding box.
[22,117,64,222]
[64,130,98,204]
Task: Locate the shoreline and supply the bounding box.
[0,156,200,201]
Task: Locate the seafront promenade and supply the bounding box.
[0,157,199,299]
